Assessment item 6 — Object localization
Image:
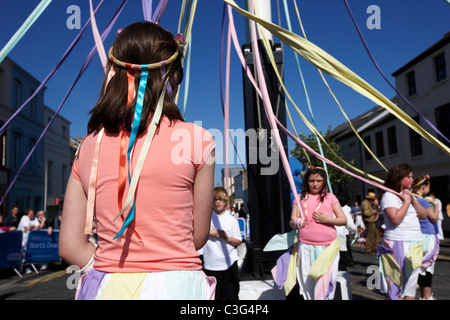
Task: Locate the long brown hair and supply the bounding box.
[381,163,412,196]
[87,22,184,135]
[302,167,328,202]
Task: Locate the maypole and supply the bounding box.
[241,0,290,247]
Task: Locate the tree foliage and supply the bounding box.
[290,126,354,189]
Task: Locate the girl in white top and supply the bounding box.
[378,163,428,300]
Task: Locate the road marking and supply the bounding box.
[23,270,67,287]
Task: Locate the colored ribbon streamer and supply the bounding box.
[219,4,247,176]
[255,2,386,182]
[343,0,450,145]
[112,81,167,239]
[0,0,106,136]
[224,0,450,156]
[226,4,400,203]
[142,0,168,23]
[245,2,305,220]
[277,0,333,192]
[0,0,52,64]
[290,0,388,173]
[1,0,127,209]
[89,0,108,70]
[112,71,149,240]
[308,238,340,281]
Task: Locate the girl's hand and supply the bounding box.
[312,211,330,224]
[400,189,413,203]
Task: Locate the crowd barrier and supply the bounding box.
[0,231,23,276]
[0,230,60,277]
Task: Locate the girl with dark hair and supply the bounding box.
[289,166,347,300]
[378,163,428,300]
[59,22,216,300]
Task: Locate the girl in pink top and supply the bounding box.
[289,166,347,300]
[59,22,216,300]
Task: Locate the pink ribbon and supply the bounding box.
[89,0,108,71]
[226,3,401,221]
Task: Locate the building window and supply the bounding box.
[407,71,416,96]
[29,89,36,120]
[375,131,385,157]
[13,132,21,169]
[14,79,22,109]
[434,53,447,83]
[409,116,423,156]
[363,135,373,160]
[28,138,36,172]
[47,161,53,194]
[62,165,67,193]
[387,126,398,154]
[435,103,450,147]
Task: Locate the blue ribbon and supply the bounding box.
[113,70,148,240]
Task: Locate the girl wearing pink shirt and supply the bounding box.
[289,167,347,300]
[59,22,216,300]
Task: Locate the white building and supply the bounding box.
[331,32,450,232]
[43,106,72,217]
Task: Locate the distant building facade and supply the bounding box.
[331,32,450,231]
[0,57,72,218]
[222,166,248,211]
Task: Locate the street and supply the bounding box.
[0,238,449,301]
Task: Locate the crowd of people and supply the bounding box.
[286,163,444,300]
[0,206,62,273]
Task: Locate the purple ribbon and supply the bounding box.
[0,0,128,207]
[142,0,167,23]
[0,0,106,136]
[343,0,450,145]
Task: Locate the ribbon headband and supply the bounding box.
[413,174,430,188]
[308,165,326,172]
[108,46,178,70]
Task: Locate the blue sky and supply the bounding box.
[1,0,449,186]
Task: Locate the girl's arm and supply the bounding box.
[384,190,412,226]
[410,197,428,220]
[192,150,215,250]
[426,196,439,223]
[289,205,299,229]
[59,174,95,269]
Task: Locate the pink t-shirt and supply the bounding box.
[72,116,215,272]
[294,193,339,246]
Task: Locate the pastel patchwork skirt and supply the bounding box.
[420,233,439,275]
[296,239,340,300]
[377,239,423,300]
[75,269,216,300]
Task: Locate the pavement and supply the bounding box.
[1,237,449,300]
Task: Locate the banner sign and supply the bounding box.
[0,231,23,269]
[24,230,60,263]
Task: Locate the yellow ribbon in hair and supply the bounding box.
[224,0,450,156]
[309,238,340,281]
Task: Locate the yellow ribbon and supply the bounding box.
[309,238,340,281]
[284,245,298,295]
[224,0,450,156]
[252,4,385,183]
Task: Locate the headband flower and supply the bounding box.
[175,33,187,53]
